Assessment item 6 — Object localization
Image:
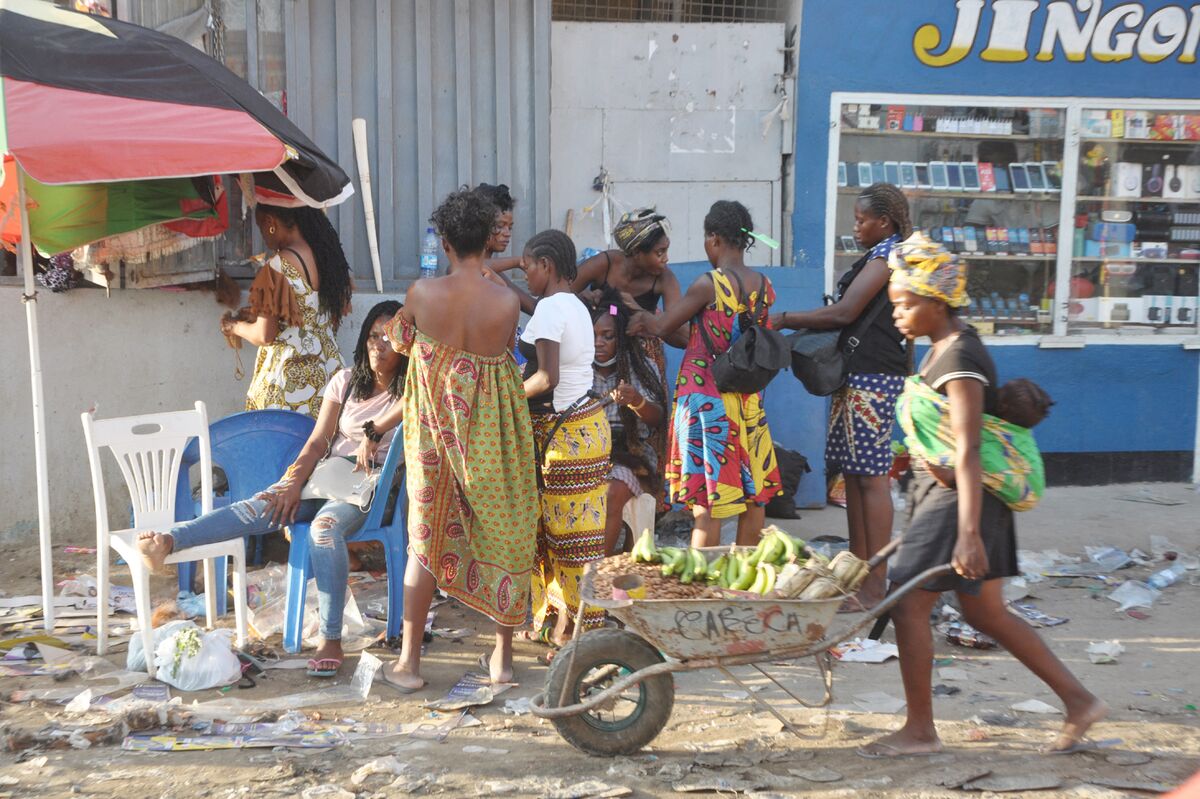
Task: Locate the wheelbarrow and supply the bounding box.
[529,536,953,756]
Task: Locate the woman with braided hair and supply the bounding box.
[223,202,353,417]
[772,182,912,608]
[589,287,666,555]
[629,200,782,548]
[518,228,611,653]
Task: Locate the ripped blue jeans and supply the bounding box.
[165,496,367,641]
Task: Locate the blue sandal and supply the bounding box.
[306,657,342,678]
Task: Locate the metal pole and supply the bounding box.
[18,169,55,631]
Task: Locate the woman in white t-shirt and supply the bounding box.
[519,230,611,655]
[138,302,408,679]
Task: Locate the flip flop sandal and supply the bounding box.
[306,658,343,678]
[855,742,943,760]
[1042,737,1122,756]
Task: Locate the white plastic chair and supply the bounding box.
[82,401,247,675]
[622,493,657,547]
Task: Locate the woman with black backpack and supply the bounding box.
[630,201,781,549]
[770,183,911,607]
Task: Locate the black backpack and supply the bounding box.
[697,270,790,395]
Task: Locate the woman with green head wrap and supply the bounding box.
[856,231,1104,760]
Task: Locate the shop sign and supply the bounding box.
[915,0,1200,66]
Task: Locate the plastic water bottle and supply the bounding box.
[1147,563,1186,590]
[419,227,439,280]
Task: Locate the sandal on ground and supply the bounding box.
[306,658,343,678]
[855,741,943,760]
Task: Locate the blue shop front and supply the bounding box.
[753,0,1200,508]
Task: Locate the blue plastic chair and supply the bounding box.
[282,434,407,653]
[174,410,315,615]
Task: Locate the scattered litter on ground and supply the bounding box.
[933,683,961,696]
[1011,698,1061,714]
[852,691,906,714]
[831,638,898,663]
[300,786,354,799]
[1085,546,1134,571]
[939,621,997,649]
[1107,581,1160,611]
[937,666,968,681]
[350,755,406,785]
[186,652,381,718]
[1010,602,1069,627]
[425,670,512,711]
[1088,640,1125,664]
[502,696,533,715]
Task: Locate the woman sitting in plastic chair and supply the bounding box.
[138,301,409,678]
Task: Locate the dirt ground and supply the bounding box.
[1,483,1198,798]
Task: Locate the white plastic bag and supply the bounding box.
[127,619,195,672]
[154,626,241,691]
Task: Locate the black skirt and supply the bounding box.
[888,471,1018,595]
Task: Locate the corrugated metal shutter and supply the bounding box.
[284,0,551,285]
[123,0,551,287]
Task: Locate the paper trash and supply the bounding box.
[1087,640,1125,664]
[832,638,898,663]
[1107,581,1160,612]
[1011,698,1061,714]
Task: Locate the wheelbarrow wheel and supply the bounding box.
[543,628,674,756]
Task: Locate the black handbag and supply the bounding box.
[787,286,891,397]
[697,270,790,394]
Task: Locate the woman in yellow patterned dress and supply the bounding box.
[222,202,352,417]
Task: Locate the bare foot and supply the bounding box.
[380,663,425,693]
[857,727,944,759]
[313,639,343,663]
[137,532,174,574]
[1045,696,1109,753]
[484,648,514,684]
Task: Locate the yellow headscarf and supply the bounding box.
[887,231,970,308]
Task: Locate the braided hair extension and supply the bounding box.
[349,301,407,401]
[703,200,755,251]
[588,287,666,465]
[524,229,577,282]
[856,183,913,238]
[261,204,354,333]
[430,188,497,256]
[473,183,515,213]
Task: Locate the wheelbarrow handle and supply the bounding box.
[866,534,905,570]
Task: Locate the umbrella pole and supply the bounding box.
[18,170,56,632]
[352,118,384,293]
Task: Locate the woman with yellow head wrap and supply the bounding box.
[859,231,1103,760]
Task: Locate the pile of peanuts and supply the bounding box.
[589,555,723,601]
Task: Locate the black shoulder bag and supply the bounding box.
[786,283,891,397]
[696,271,790,395]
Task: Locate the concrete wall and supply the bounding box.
[550,22,787,266]
[0,286,407,548]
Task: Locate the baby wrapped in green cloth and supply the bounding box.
[896,377,1052,512]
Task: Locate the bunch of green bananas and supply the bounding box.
[657,547,710,583]
[703,529,807,594]
[629,529,660,563]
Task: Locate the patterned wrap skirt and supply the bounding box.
[531,402,611,632]
[826,372,905,477]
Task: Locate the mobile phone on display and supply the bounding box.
[1026,162,1047,192]
[838,162,848,187]
[871,161,886,184]
[899,162,918,188]
[994,167,1011,193]
[930,161,950,190]
[858,162,873,186]
[884,161,901,185]
[915,162,931,189]
[946,162,963,190]
[1009,163,1031,192]
[961,162,981,191]
[1043,161,1062,192]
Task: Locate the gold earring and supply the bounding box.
[268,226,276,235]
